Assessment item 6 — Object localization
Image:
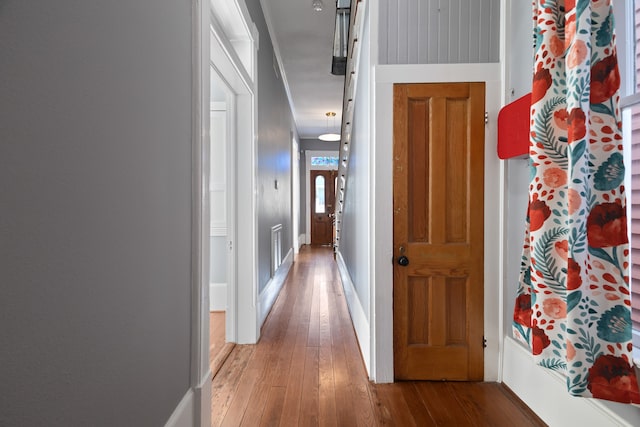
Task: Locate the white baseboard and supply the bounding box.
[164,389,194,427]
[258,248,293,327]
[209,283,226,311]
[336,251,371,376]
[194,370,212,427]
[503,336,640,426]
[164,370,212,427]
[298,233,306,248]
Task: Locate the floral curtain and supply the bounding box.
[513,0,640,403]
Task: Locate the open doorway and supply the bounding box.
[209,68,236,376]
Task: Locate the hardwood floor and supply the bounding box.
[211,312,235,379]
[212,246,546,426]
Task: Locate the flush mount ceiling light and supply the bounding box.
[312,0,324,12]
[318,112,341,141]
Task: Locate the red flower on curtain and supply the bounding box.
[590,55,621,105]
[554,108,569,130]
[567,108,586,142]
[586,202,628,248]
[567,258,582,290]
[513,294,533,328]
[587,354,640,403]
[529,198,551,231]
[531,326,551,355]
[531,68,552,104]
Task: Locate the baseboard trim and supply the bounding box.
[164,389,194,427]
[194,370,212,427]
[258,248,293,327]
[209,282,227,311]
[336,251,371,375]
[164,369,213,427]
[502,336,640,426]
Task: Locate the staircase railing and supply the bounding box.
[334,0,365,254]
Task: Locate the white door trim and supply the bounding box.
[291,134,300,253]
[372,64,502,383]
[191,1,211,426]
[208,2,259,345]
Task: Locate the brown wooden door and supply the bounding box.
[393,82,485,381]
[310,170,335,245]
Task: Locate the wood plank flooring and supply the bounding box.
[211,311,235,378]
[212,246,546,426]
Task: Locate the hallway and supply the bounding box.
[212,246,545,426]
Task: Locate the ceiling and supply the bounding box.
[260,0,346,140]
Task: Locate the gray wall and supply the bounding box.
[298,139,341,236]
[379,0,500,64]
[245,0,295,292]
[0,1,193,425]
[339,9,372,321]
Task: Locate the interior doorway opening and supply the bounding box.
[208,67,237,376]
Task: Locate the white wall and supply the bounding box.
[501,0,533,343]
[209,100,228,312]
[0,1,198,425]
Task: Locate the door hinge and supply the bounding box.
[483,336,487,348]
[484,112,489,124]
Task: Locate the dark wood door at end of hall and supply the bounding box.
[310,169,336,246]
[393,82,485,381]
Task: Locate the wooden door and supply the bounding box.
[310,170,335,245]
[393,82,485,381]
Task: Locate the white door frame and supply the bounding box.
[291,135,300,253]
[184,2,257,425]
[305,150,339,244]
[208,3,259,345]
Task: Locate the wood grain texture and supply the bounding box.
[211,312,235,379]
[212,246,546,426]
[310,170,335,245]
[393,82,485,381]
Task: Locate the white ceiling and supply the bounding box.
[260,0,346,139]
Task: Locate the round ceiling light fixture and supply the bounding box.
[318,112,341,141]
[312,0,324,12]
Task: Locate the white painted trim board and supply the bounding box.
[336,250,371,375]
[210,283,227,311]
[258,248,294,327]
[372,63,503,383]
[164,370,212,427]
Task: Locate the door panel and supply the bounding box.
[310,170,335,245]
[393,82,485,381]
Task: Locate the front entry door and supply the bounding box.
[393,82,485,380]
[310,170,335,245]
